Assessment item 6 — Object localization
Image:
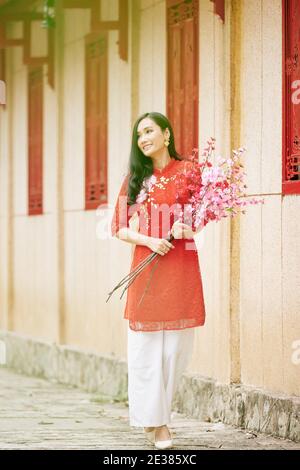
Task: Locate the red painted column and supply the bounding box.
[28,67,43,215]
[282,0,300,194]
[210,0,225,22]
[166,0,199,157]
[85,34,108,210]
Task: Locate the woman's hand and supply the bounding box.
[171,220,195,239]
[146,237,175,256]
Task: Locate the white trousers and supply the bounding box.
[127,324,195,427]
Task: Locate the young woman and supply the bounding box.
[111,112,206,449]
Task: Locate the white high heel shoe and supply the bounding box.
[144,427,174,449]
[154,427,173,450]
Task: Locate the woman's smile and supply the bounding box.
[143,144,153,151]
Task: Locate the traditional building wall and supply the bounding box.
[0,0,299,397]
[0,21,59,340]
[240,0,300,395]
[188,0,231,383]
[0,1,134,359]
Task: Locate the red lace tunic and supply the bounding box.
[111,158,206,331]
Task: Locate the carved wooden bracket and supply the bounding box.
[62,0,128,61]
[0,12,55,89]
[0,0,129,92]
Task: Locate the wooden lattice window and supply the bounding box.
[166,0,199,158]
[282,0,300,195]
[85,34,108,210]
[28,67,43,215]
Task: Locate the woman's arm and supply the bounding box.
[116,228,175,256]
[115,227,151,247]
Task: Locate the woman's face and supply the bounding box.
[137,118,169,157]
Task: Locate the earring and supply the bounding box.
[164,139,170,147]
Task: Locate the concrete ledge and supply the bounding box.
[0,331,127,400]
[173,374,300,443]
[1,330,299,442]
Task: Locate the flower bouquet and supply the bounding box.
[106,138,264,303]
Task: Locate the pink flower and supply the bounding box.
[175,138,264,231]
[136,175,157,203]
[136,189,147,204]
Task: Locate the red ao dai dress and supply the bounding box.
[111,157,206,332]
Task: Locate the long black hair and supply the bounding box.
[127,112,183,205]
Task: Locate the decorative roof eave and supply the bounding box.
[0,0,129,63]
[0,0,38,15]
[0,1,55,89]
[0,0,129,106]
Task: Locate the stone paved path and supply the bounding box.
[0,368,299,450]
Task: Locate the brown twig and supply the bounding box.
[106,233,174,303]
[137,255,161,308]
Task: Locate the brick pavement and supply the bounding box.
[0,368,299,450]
